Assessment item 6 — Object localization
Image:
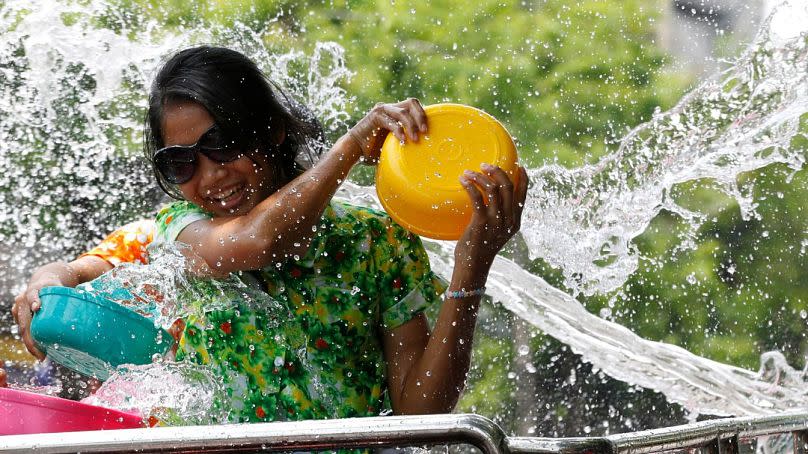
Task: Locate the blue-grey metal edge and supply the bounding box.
[507,411,808,453]
[1,412,808,453]
[0,413,506,454]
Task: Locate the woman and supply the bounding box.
[13,46,528,419]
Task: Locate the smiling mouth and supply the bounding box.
[206,184,245,207]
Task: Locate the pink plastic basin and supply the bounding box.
[0,387,144,435]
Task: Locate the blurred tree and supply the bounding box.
[15,0,808,438]
[94,0,699,435]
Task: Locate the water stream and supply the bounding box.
[1,0,807,428]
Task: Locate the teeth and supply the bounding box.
[211,185,242,201]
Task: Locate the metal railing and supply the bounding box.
[1,412,808,453]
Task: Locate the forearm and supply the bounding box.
[188,134,362,274]
[395,265,489,414]
[12,256,113,360]
[186,99,431,275]
[249,134,362,260]
[31,257,113,288]
[29,262,81,288]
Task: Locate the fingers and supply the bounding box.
[12,292,46,361]
[88,378,102,394]
[482,163,515,224]
[460,173,486,214]
[348,98,428,167]
[382,105,418,142]
[514,166,529,228]
[404,98,428,134]
[372,105,406,143]
[18,310,45,361]
[373,98,427,143]
[462,168,501,216]
[461,164,528,236]
[29,287,42,312]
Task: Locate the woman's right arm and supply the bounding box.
[12,218,154,359]
[12,256,113,360]
[175,99,429,277]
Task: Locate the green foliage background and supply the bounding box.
[14,0,808,436]
[106,0,808,434]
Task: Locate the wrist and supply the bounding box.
[448,266,489,296]
[312,135,360,182]
[38,261,72,280]
[445,286,486,300]
[452,255,491,285]
[338,132,364,164]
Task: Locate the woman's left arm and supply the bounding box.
[384,164,529,414]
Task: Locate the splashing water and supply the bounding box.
[340,180,808,417]
[82,362,229,425]
[0,0,352,417]
[79,242,317,423]
[83,243,288,329]
[337,3,808,417]
[1,0,807,428]
[521,3,808,297]
[0,0,352,295]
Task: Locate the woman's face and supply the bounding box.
[161,100,277,217]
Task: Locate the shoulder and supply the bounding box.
[155,201,212,243]
[156,201,209,220]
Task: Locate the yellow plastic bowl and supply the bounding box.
[376,104,518,240]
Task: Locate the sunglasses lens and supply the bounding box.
[197,125,230,149]
[204,148,243,163]
[152,125,241,186]
[155,148,196,184]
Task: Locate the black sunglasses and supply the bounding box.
[153,125,242,185]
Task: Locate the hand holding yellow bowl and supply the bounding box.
[375,104,518,240]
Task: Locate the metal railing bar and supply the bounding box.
[505,437,615,454]
[2,411,808,454]
[606,411,808,452]
[0,413,506,454]
[507,412,808,454]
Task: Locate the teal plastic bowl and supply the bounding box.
[31,286,172,381]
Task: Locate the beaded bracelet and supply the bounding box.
[445,286,486,299]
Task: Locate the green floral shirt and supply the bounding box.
[154,201,445,423]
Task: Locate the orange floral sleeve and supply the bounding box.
[81,219,155,266]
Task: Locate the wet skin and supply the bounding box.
[12,96,529,415]
[161,100,277,218]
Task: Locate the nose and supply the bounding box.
[196,153,228,191]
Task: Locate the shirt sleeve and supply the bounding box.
[375,218,447,330]
[80,219,155,266]
[153,201,212,244]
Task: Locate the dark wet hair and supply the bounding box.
[144,45,325,199]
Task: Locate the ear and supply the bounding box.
[270,118,286,146]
